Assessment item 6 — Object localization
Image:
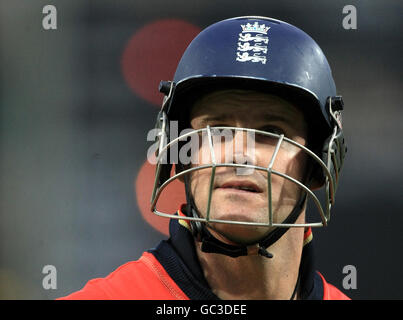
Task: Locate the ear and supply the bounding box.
[305,160,324,191]
[309,176,324,191]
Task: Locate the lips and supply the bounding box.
[218,180,263,193]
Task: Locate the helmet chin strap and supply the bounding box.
[183,173,308,259]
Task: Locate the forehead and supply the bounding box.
[190,89,305,123]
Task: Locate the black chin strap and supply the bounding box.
[200,231,274,258]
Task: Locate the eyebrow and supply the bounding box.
[259,113,294,124]
[198,113,292,127]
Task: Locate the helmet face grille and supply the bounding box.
[150,122,341,229]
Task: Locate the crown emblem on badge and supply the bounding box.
[240,22,270,34]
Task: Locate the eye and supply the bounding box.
[211,124,230,128]
[259,125,285,135]
[254,125,286,144]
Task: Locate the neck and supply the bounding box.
[195,226,304,300]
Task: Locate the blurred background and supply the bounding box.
[0,0,402,300]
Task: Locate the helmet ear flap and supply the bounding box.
[308,163,326,191]
[305,127,347,194]
[305,96,347,193]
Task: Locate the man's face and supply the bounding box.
[188,89,309,245]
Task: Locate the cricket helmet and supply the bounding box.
[150,16,347,257]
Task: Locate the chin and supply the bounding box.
[207,206,271,245]
[210,202,267,224]
[209,223,272,246]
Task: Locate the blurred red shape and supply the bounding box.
[121,19,201,106]
[135,158,186,236]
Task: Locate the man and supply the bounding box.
[60,16,348,300]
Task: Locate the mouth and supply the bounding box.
[217,180,263,194]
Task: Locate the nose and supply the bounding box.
[232,129,256,175]
[202,127,257,172]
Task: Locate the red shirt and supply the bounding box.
[59,251,349,300]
